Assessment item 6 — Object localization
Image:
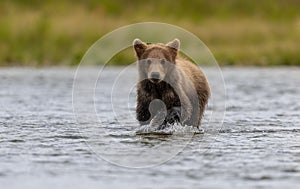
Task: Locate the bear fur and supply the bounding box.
[133,38,210,128]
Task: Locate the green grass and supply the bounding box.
[0,0,300,66]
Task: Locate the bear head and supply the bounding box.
[133,38,180,83]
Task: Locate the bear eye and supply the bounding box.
[147,59,152,64]
[161,59,165,64]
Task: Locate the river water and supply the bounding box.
[0,67,299,188]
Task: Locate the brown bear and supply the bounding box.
[133,38,210,129]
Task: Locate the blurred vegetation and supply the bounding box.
[0,0,300,66]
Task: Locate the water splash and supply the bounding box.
[135,122,204,135]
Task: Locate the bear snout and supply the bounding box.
[149,72,162,83]
[150,72,160,79]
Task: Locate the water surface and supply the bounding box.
[0,67,299,188]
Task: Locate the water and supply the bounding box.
[0,67,299,188]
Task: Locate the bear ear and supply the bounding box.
[166,38,180,51]
[166,39,180,59]
[133,38,147,58]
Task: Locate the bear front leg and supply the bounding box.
[157,107,181,130]
[148,99,167,128]
[136,105,151,125]
[177,91,192,125]
[136,90,152,125]
[165,107,181,124]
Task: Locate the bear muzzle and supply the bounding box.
[149,72,162,83]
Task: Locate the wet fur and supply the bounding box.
[134,39,210,128]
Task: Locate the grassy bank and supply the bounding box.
[0,0,300,66]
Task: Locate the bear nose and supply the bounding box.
[151,72,160,79]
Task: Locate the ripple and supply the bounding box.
[243,175,273,181]
[6,139,25,143]
[49,135,87,139]
[219,128,300,134]
[282,168,300,173]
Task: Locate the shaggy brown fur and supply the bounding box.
[133,38,210,128]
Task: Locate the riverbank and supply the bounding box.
[1,0,299,66]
